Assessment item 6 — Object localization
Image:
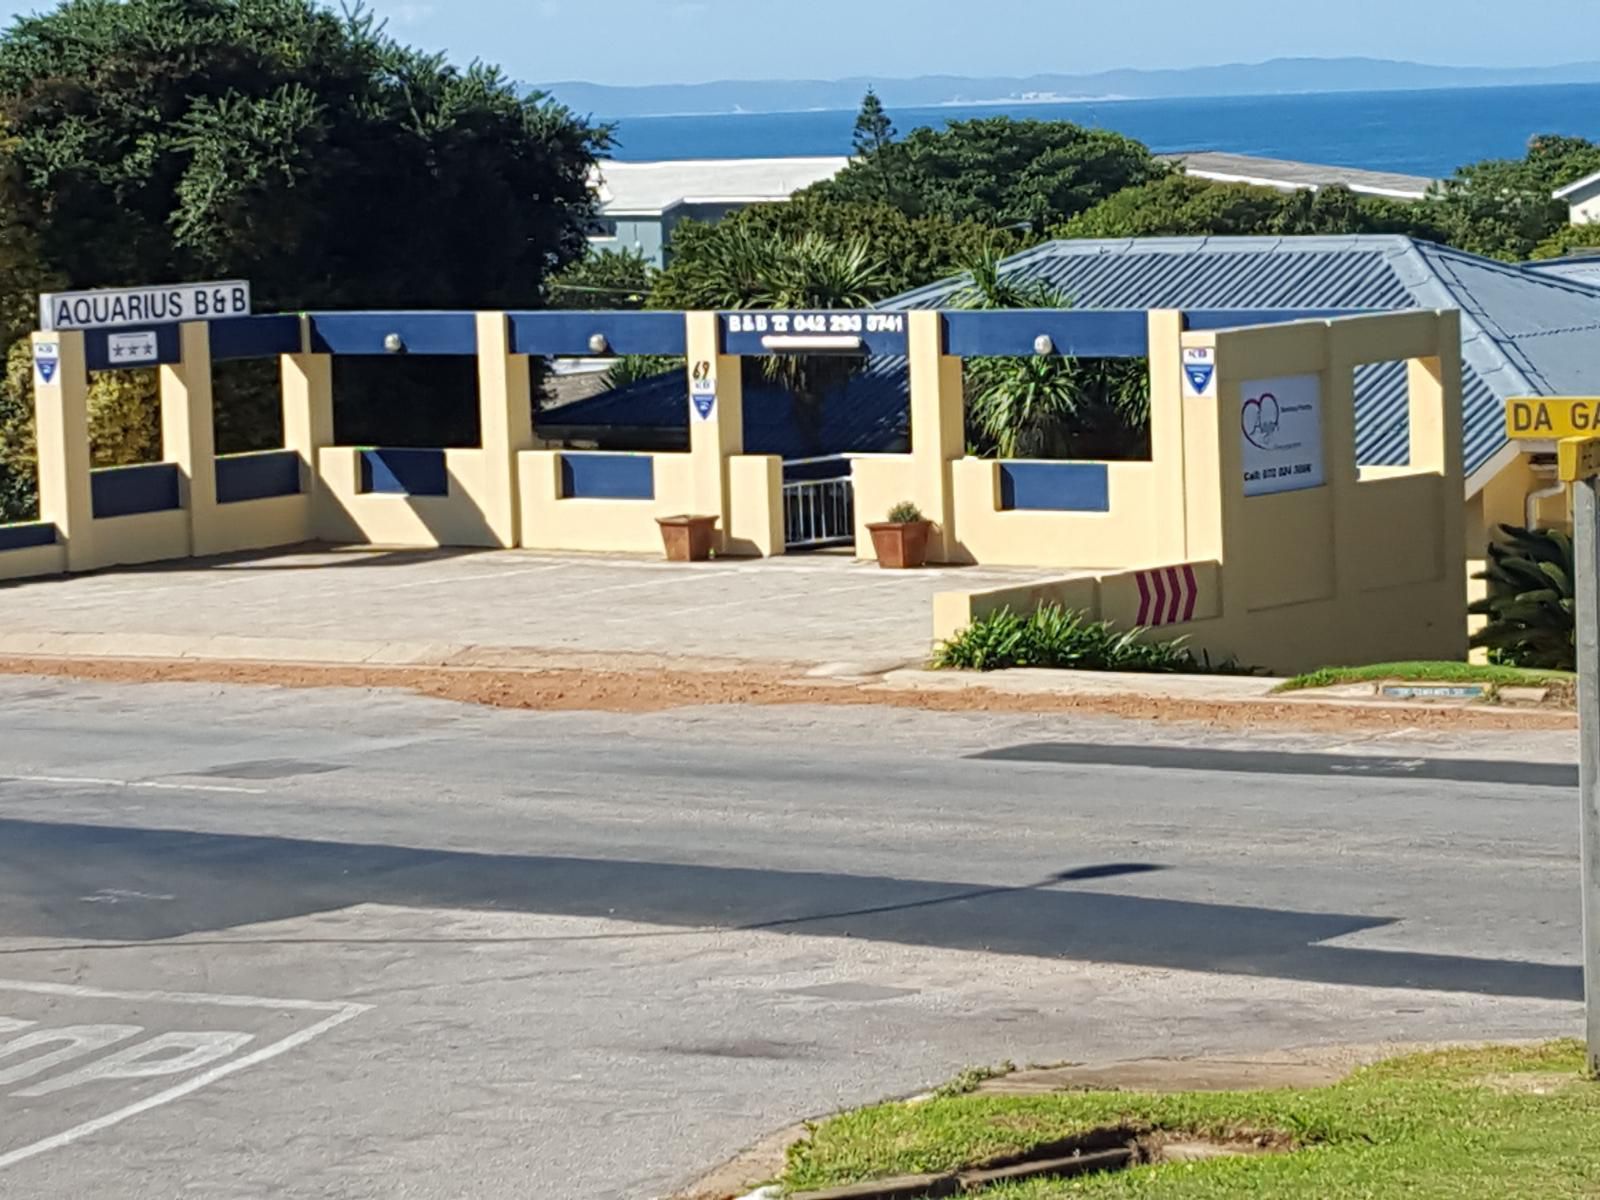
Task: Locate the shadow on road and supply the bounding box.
[0,817,1577,1002]
[973,743,1578,789]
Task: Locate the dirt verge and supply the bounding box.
[0,654,1579,734]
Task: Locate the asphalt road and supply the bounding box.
[0,675,1584,1198]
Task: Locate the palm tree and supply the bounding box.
[677,229,893,452]
[952,251,1150,459]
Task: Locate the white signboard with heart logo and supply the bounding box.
[1240,374,1324,497]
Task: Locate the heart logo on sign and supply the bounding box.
[1241,392,1282,449]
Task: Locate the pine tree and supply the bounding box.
[851,88,897,159]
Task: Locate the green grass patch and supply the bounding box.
[1277,661,1575,693]
[784,1042,1600,1198]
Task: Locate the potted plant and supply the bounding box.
[868,501,932,569]
[656,514,719,562]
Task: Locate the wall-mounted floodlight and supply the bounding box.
[1034,334,1056,356]
[384,333,406,354]
[588,332,610,355]
[760,334,865,355]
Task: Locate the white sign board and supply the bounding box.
[39,281,251,332]
[1240,374,1324,496]
[107,330,159,366]
[1182,347,1217,398]
[32,340,59,385]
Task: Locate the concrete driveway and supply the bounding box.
[0,546,1071,670]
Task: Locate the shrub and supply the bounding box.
[886,501,924,524]
[1470,525,1575,670]
[933,604,1238,674]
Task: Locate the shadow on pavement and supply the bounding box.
[0,817,1577,1002]
[973,743,1578,790]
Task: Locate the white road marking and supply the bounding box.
[0,978,370,1171]
[80,889,175,905]
[0,1026,143,1086]
[17,1030,255,1097]
[3,775,268,796]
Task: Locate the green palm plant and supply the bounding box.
[670,228,892,452]
[1469,524,1575,669]
[951,250,1150,459]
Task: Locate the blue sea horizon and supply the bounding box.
[596,81,1600,178]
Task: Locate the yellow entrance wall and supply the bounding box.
[316,448,501,548]
[0,541,65,582]
[518,450,696,555]
[933,310,1467,675]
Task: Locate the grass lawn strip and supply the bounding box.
[1278,661,1574,694]
[784,1042,1600,1198]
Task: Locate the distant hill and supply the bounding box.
[537,57,1600,119]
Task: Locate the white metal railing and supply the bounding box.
[783,455,855,549]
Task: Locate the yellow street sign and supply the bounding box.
[1507,396,1600,439]
[1561,437,1600,483]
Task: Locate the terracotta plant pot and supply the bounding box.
[657,514,718,562]
[867,520,931,569]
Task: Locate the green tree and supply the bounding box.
[1429,134,1600,260]
[652,195,1030,308]
[549,248,656,310]
[852,88,897,158]
[0,0,606,519]
[807,117,1167,233]
[1057,174,1449,241]
[648,224,892,453]
[952,256,1149,460]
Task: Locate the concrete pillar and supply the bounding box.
[282,318,334,537]
[31,330,95,572]
[906,310,963,561]
[160,322,216,557]
[1145,310,1190,562]
[475,312,533,548]
[1178,328,1250,622]
[685,311,743,550]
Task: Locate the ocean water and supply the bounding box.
[602,82,1600,177]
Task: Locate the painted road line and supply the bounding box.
[0,978,370,1171]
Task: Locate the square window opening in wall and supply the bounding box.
[332,356,482,450]
[213,358,285,455]
[1353,360,1413,477]
[959,354,1152,463]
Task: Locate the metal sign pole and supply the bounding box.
[1578,474,1600,1075]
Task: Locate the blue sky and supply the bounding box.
[0,0,1597,85]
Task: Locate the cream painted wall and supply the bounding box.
[519,450,698,555]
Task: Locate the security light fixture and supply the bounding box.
[383,333,406,355]
[1034,334,1056,357]
[588,332,610,355]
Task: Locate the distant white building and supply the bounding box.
[589,157,850,268]
[1160,151,1436,201]
[1554,169,1600,224]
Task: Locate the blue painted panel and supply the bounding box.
[216,450,302,504]
[509,312,686,357]
[720,311,910,357]
[91,463,181,518]
[999,462,1110,513]
[359,448,449,496]
[211,314,302,361]
[560,454,654,500]
[0,521,56,551]
[942,311,1149,359]
[85,325,181,372]
[1183,308,1374,331]
[307,313,478,356]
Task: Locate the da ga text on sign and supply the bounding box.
[39,281,251,333]
[1506,396,1600,439]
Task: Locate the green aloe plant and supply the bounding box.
[1469,524,1575,670]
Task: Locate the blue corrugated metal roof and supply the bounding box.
[1522,256,1600,288]
[549,236,1600,489]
